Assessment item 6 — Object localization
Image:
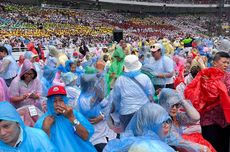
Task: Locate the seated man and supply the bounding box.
[35,85,97,152]
[0,101,57,151]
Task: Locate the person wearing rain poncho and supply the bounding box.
[0,46,19,87]
[142,43,174,92]
[158,88,215,152]
[61,72,81,110]
[107,46,125,93]
[23,51,43,78]
[35,85,97,152]
[103,103,175,152]
[46,45,68,68]
[9,59,42,109]
[109,55,154,130]
[0,101,57,151]
[77,67,116,152]
[41,65,57,97]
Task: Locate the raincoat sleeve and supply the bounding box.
[164,57,174,74]
[0,59,10,73]
[110,81,121,113]
[9,77,20,98]
[35,79,42,96]
[74,110,94,140]
[26,127,58,152]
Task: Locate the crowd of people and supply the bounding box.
[126,0,229,4]
[0,3,230,152]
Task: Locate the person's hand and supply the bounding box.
[22,93,30,100]
[41,102,47,112]
[88,115,104,124]
[29,93,39,100]
[43,116,55,130]
[156,88,162,95]
[56,103,74,120]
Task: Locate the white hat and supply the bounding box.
[124,55,142,72]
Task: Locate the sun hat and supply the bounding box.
[124,55,142,72]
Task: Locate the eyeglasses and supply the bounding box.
[24,72,35,76]
[171,103,181,108]
[162,119,172,127]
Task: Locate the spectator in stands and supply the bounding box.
[200,52,230,152]
[0,101,57,151]
[35,85,97,152]
[143,43,174,92]
[159,88,216,152]
[0,46,19,87]
[110,55,154,130]
[9,59,42,109]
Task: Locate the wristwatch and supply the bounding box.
[73,119,80,126]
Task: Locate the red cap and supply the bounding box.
[47,86,67,97]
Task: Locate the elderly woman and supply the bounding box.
[103,103,175,152]
[9,59,42,109]
[35,85,97,152]
[159,88,215,152]
[78,70,116,152]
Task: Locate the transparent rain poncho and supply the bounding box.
[103,103,175,152]
[41,65,57,97]
[158,88,207,152]
[78,73,103,118]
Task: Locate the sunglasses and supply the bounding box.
[162,119,172,127]
[171,103,181,108]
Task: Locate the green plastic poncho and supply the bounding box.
[107,47,125,94]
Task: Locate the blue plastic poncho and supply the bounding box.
[125,103,171,138]
[0,101,57,151]
[41,66,57,96]
[103,103,175,152]
[78,74,102,118]
[158,88,204,152]
[61,72,80,109]
[65,60,74,72]
[35,95,97,152]
[103,135,175,152]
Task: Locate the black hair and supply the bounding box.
[0,46,9,55]
[213,52,230,62]
[190,66,201,78]
[20,69,37,80]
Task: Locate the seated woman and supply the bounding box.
[35,85,97,152]
[159,88,216,152]
[103,103,175,152]
[78,71,116,152]
[9,59,42,109]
